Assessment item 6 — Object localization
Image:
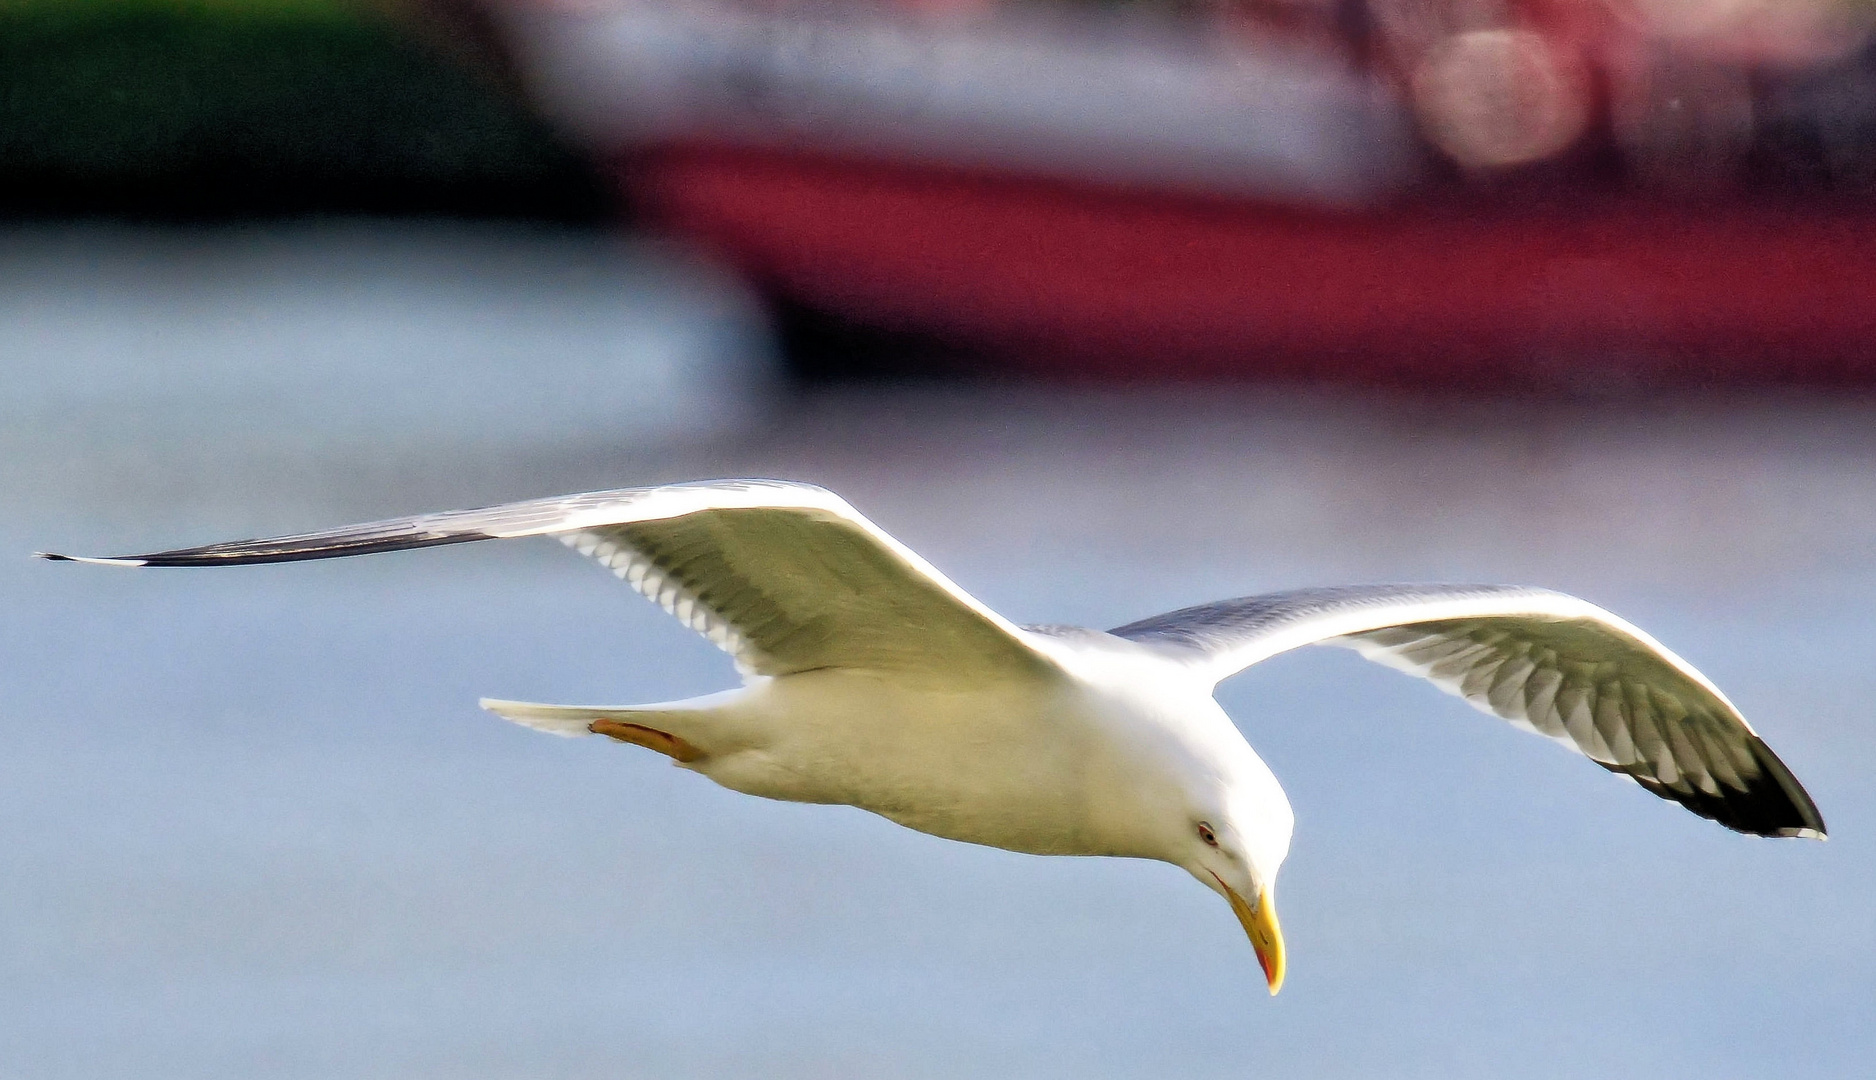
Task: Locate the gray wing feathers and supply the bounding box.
[39,480,1053,681]
[1109,584,1552,664]
[30,483,778,567]
[567,507,1051,678]
[564,527,760,674]
[1111,585,1825,839]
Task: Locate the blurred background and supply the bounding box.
[3,0,1873,1077]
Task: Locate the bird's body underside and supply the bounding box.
[38,477,1827,995]
[491,643,1246,862]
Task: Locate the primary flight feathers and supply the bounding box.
[38,478,1824,839]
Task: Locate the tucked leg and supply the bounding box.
[589,719,704,762]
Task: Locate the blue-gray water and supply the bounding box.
[3,229,1871,1078]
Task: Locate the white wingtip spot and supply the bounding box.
[34,552,148,567]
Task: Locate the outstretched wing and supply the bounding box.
[1110,584,1826,839]
[39,479,1058,682]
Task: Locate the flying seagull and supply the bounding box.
[37,479,1826,994]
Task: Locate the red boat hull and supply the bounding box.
[630,145,1876,386]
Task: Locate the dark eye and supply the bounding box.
[1196,822,1218,847]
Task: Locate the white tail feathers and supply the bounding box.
[480,698,623,737]
[481,687,745,745]
[482,696,727,763]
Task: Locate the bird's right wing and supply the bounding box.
[38,480,1060,684]
[1110,585,1826,839]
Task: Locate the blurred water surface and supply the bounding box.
[0,223,773,521]
[3,230,1873,1079]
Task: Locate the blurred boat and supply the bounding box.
[481,0,1876,385]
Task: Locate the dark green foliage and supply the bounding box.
[0,4,611,219]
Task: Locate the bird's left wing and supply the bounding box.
[1110,584,1825,839]
[38,480,1058,682]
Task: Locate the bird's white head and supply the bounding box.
[1170,744,1294,995]
[1047,642,1296,994]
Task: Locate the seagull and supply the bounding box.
[37,479,1826,994]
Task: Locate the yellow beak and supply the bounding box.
[1223,880,1286,995]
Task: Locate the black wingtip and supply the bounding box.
[1617,738,1827,841]
[33,551,69,561]
[1747,735,1828,840]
